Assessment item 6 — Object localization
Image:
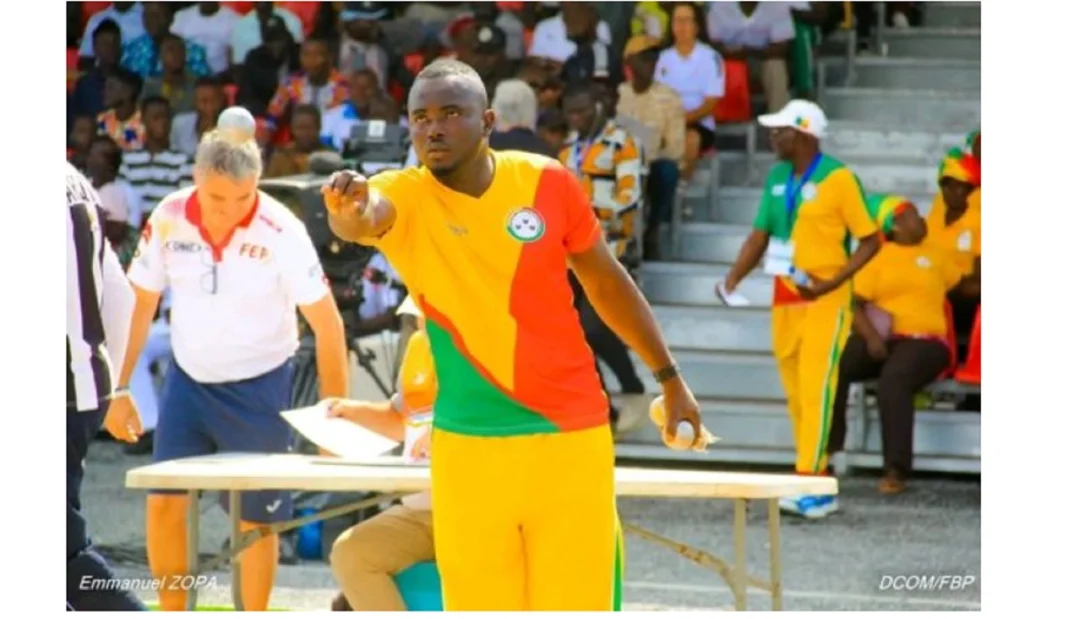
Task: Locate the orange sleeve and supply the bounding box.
[557,164,602,255]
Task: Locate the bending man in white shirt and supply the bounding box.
[105,110,350,611]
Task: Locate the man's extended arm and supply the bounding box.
[325,189,397,244]
[115,284,163,389]
[569,238,675,373]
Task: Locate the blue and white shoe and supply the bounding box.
[778,494,839,519]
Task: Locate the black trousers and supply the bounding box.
[828,335,950,475]
[568,273,645,422]
[67,406,146,611]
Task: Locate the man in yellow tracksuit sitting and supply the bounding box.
[720,100,882,519]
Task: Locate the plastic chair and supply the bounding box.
[393,562,443,611]
[955,306,980,384]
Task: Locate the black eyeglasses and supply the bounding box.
[200,251,218,295]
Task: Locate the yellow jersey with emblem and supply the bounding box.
[854,237,962,338]
[752,154,878,305]
[364,150,609,438]
[926,189,981,277]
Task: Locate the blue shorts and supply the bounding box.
[151,359,295,524]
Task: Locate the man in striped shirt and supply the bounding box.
[119,96,195,229]
[65,162,147,611]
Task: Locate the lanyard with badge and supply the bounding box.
[764,154,822,282]
[571,138,594,174]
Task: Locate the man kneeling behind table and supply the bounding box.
[326,296,437,611]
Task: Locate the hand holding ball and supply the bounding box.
[649,395,717,452]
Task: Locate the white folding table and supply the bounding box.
[126,453,837,611]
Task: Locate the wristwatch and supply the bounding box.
[652,363,681,384]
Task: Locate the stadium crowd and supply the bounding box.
[65,0,980,612]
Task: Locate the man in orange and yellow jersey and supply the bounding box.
[719,100,881,519]
[320,59,703,611]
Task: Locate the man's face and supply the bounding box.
[300,41,330,76]
[769,127,800,160]
[144,103,171,142]
[291,113,320,151]
[562,92,596,136]
[71,118,96,151]
[346,19,379,42]
[626,51,656,85]
[562,3,596,41]
[103,76,130,108]
[891,205,927,245]
[194,85,225,120]
[348,72,378,110]
[95,31,121,67]
[194,169,259,227]
[87,141,117,181]
[408,76,492,176]
[940,177,975,211]
[161,38,186,74]
[143,3,171,38]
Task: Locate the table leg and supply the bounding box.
[186,490,200,611]
[767,499,784,610]
[733,498,748,611]
[230,490,244,611]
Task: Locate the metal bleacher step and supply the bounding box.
[822,56,980,92]
[604,349,784,401]
[882,27,981,61]
[923,1,981,29]
[710,186,936,226]
[653,304,771,353]
[640,262,773,307]
[821,121,967,160]
[674,222,748,263]
[715,151,941,194]
[822,87,981,129]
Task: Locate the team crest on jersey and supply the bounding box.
[801,182,818,201]
[506,208,545,242]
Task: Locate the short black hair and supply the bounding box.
[140,95,171,116]
[291,103,322,126]
[90,135,124,172]
[112,69,144,100]
[414,58,488,107]
[93,18,121,41]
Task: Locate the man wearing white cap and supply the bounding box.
[105,107,350,610]
[720,100,881,519]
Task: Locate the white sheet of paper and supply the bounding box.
[715,281,752,307]
[282,404,400,459]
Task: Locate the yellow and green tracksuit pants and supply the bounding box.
[429,424,624,611]
[770,286,853,475]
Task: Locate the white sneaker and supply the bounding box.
[779,495,840,519]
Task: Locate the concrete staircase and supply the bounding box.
[616,2,981,473]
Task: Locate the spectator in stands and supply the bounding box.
[518,59,564,114]
[558,82,648,433]
[488,79,556,157]
[529,1,613,66]
[171,77,226,157]
[236,15,299,114]
[616,34,686,261]
[78,2,146,62]
[140,33,199,115]
[121,2,211,78]
[470,2,527,61]
[321,68,382,151]
[119,96,195,227]
[72,19,124,123]
[557,3,623,93]
[172,2,241,77]
[536,107,569,154]
[97,69,146,152]
[655,2,726,179]
[265,104,332,178]
[69,115,97,172]
[706,2,793,116]
[86,135,134,249]
[828,196,960,494]
[230,1,305,66]
[338,2,392,87]
[458,24,512,102]
[265,38,348,139]
[354,252,405,335]
[926,149,981,359]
